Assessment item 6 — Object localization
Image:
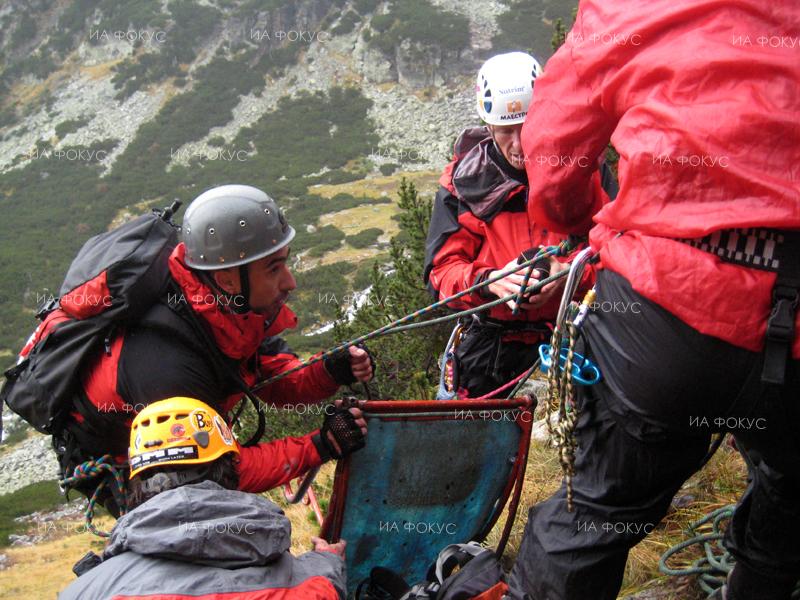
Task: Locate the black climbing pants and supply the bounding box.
[452,319,545,398]
[507,269,800,600]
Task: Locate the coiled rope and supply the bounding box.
[60,455,127,538]
[660,505,800,598]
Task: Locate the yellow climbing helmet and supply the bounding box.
[129,397,239,478]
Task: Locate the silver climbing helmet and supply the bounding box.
[181,184,296,270]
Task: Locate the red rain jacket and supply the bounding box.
[424,127,610,333]
[74,243,340,493]
[522,0,800,356]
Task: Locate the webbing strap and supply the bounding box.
[678,228,784,272]
[434,542,486,584]
[762,231,800,385]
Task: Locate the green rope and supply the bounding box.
[251,241,574,392]
[504,358,542,400]
[387,269,569,334]
[659,505,800,598]
[60,455,127,538]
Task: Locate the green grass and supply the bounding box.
[54,117,89,139]
[0,480,66,548]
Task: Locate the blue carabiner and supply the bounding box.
[538,344,602,386]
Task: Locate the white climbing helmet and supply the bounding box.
[475,52,543,126]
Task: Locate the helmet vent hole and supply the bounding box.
[264,208,270,215]
[208,227,215,235]
[141,419,150,427]
[239,220,246,227]
[176,413,188,420]
[156,415,169,424]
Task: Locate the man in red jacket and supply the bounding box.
[508,2,800,599]
[60,184,373,509]
[423,52,616,398]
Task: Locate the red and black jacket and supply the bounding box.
[423,127,613,337]
[68,243,340,493]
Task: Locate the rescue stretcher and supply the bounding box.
[288,397,535,596]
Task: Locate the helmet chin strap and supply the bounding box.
[200,268,252,315]
[235,264,251,315]
[488,128,505,159]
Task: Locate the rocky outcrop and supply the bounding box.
[395,39,470,88]
[0,0,506,176]
[0,428,60,497]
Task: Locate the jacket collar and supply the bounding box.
[447,126,527,221]
[104,481,291,568]
[168,243,298,360]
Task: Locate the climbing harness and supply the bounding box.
[676,228,800,385]
[59,455,127,538]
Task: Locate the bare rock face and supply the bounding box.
[395,39,471,89]
[0,430,60,496]
[358,42,396,84]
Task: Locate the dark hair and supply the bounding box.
[126,453,239,510]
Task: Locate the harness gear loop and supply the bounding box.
[60,455,127,538]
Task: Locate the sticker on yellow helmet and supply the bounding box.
[214,415,234,446]
[190,409,213,432]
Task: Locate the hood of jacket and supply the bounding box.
[168,243,298,360]
[103,481,291,568]
[447,126,527,221]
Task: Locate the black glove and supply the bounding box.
[312,406,366,462]
[323,344,375,385]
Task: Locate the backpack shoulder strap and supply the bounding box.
[434,542,487,584]
[155,283,266,446]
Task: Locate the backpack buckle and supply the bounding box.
[35,297,60,320]
[766,286,798,343]
[762,285,799,385]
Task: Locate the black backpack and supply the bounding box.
[1,203,264,509]
[2,204,181,436]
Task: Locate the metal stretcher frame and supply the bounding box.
[321,397,535,593]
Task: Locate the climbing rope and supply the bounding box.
[252,241,574,393]
[504,358,542,400]
[60,455,127,538]
[545,318,582,512]
[541,247,598,513]
[471,359,540,400]
[659,505,800,598]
